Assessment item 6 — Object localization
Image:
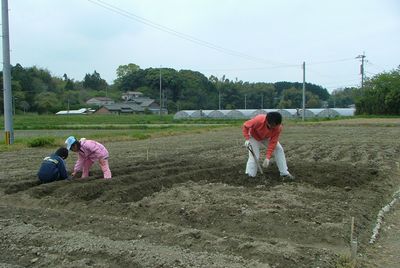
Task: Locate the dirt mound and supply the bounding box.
[1,123,399,267]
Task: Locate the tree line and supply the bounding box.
[1,63,399,115]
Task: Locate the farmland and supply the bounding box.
[0,118,399,267]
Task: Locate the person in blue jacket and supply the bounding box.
[37,147,69,183]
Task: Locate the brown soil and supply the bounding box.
[0,120,399,267]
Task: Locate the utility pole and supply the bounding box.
[261,93,263,109]
[2,0,14,144]
[356,53,366,89]
[302,62,306,121]
[159,66,162,115]
[333,94,336,108]
[244,94,247,109]
[12,96,17,115]
[218,88,221,110]
[163,89,167,112]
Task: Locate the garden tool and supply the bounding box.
[246,143,263,175]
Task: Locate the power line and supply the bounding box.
[366,61,386,72]
[307,67,358,79]
[323,78,360,85]
[325,82,360,88]
[307,57,356,65]
[198,64,300,72]
[88,0,376,86]
[87,0,292,66]
[200,56,362,73]
[365,71,377,76]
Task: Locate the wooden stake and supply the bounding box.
[350,217,357,260]
[350,216,354,242]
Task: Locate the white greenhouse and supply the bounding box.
[308,109,326,117]
[226,110,245,119]
[332,108,355,116]
[208,110,225,118]
[240,109,258,118]
[279,109,297,118]
[173,110,196,119]
[299,109,316,118]
[251,109,279,117]
[190,110,214,118]
[251,109,267,116]
[316,108,340,118]
[173,108,356,119]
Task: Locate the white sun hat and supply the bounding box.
[65,136,77,150]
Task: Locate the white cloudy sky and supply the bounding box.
[3,0,400,92]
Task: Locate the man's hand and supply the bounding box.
[262,158,270,168]
[244,140,250,148]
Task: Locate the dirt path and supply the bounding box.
[362,196,400,267]
[0,120,399,267]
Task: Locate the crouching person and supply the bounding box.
[37,147,69,183]
[242,111,294,179]
[65,136,112,180]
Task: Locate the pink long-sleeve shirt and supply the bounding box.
[73,139,109,173]
[242,114,282,160]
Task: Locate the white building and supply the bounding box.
[56,108,95,115]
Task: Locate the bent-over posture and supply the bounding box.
[37,147,69,183]
[65,136,112,179]
[242,112,294,179]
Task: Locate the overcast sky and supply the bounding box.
[3,0,400,92]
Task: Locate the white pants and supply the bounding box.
[245,137,289,177]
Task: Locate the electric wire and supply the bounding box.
[86,0,386,90]
[87,0,292,66]
[307,67,359,79]
[366,71,377,76]
[366,61,388,72]
[197,64,300,72]
[307,57,356,65]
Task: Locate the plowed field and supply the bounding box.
[1,119,399,267]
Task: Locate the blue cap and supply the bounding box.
[65,136,77,150]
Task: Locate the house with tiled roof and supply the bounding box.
[86,97,115,106]
[95,91,166,114]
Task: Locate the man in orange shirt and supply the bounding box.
[242,111,294,179]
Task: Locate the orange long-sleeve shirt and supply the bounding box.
[242,114,282,159]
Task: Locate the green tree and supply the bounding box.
[279,88,302,108]
[306,94,321,108]
[179,70,216,110]
[34,92,60,114]
[83,71,108,90]
[278,87,321,108]
[241,82,276,109]
[3,64,60,113]
[328,87,358,108]
[114,63,143,92]
[62,74,75,91]
[116,63,140,78]
[19,101,30,114]
[356,67,400,115]
[274,81,329,100]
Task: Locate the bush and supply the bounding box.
[27,137,56,147]
[335,255,357,268]
[131,133,150,140]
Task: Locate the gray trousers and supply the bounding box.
[245,137,289,177]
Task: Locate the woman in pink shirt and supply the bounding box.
[65,136,112,179]
[242,112,294,179]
